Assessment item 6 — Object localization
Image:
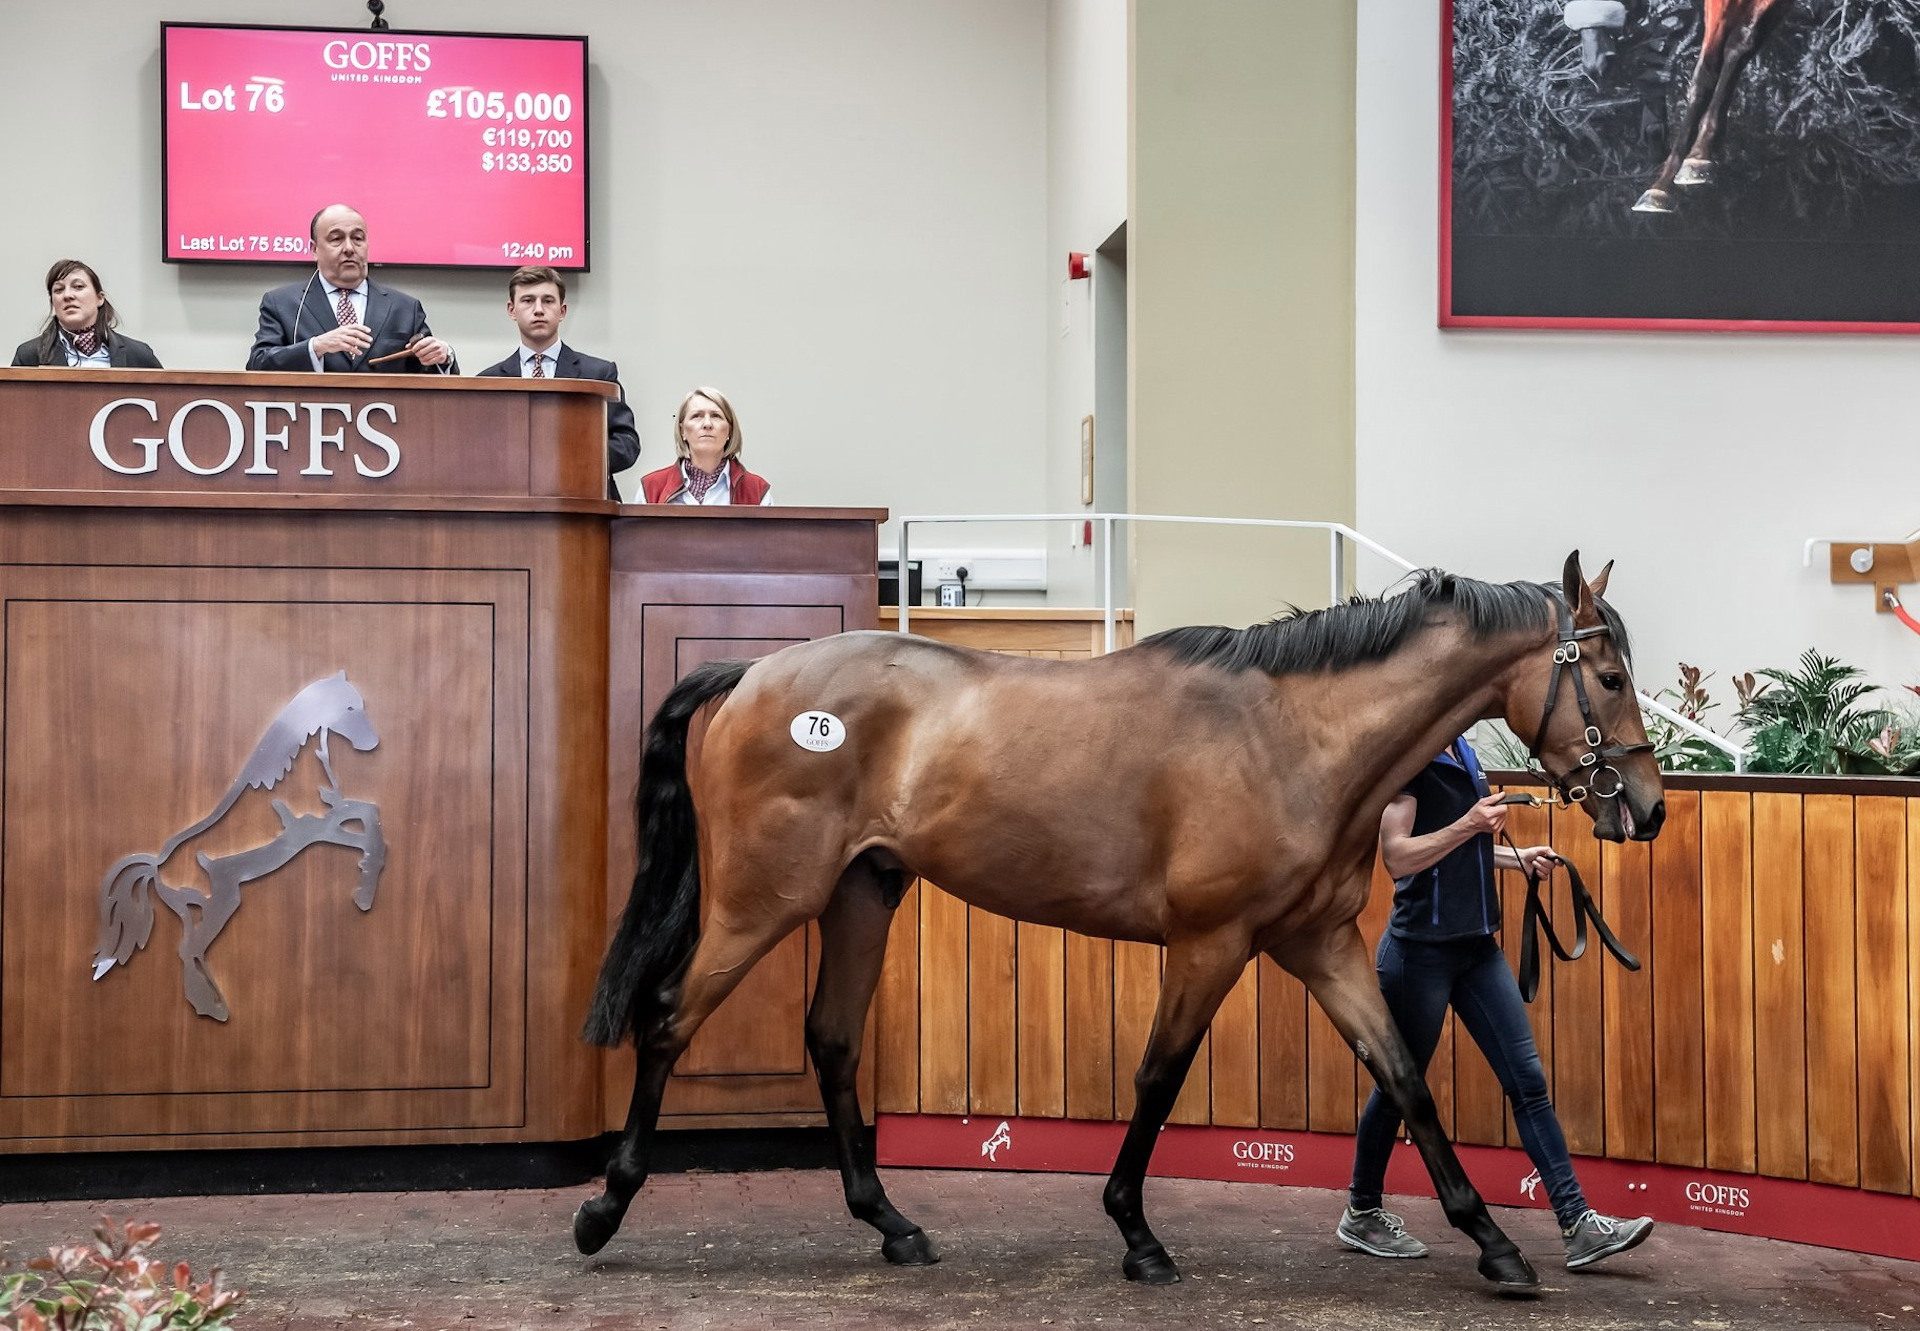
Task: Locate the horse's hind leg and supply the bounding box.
[808,857,935,1265]
[1281,923,1537,1291]
[1102,928,1251,1284]
[574,882,817,1256]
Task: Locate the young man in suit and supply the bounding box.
[246,204,456,374]
[476,266,640,499]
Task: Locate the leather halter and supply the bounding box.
[1526,593,1654,809]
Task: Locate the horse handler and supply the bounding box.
[1334,733,1654,1270]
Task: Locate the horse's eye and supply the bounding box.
[1599,672,1625,692]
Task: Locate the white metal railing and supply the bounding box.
[894,511,1747,771]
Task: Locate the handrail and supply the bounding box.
[894,512,1747,771]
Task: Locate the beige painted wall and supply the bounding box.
[1128,0,1356,633]
[2,0,1047,532]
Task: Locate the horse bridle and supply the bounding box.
[1525,593,1654,809]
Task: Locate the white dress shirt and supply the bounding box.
[309,278,369,371]
[517,342,563,377]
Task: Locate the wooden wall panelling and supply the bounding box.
[1700,791,1756,1174]
[0,535,537,1147]
[1803,793,1858,1187]
[1549,804,1605,1157]
[968,907,1019,1116]
[1113,943,1161,1120]
[1854,797,1909,1194]
[1306,986,1356,1134]
[875,881,921,1114]
[522,519,614,1144]
[1600,834,1656,1162]
[1257,955,1308,1130]
[1065,933,1116,1120]
[918,886,971,1115]
[1017,923,1067,1119]
[1651,790,1705,1168]
[1909,799,1920,1198]
[1209,962,1261,1127]
[1751,792,1807,1180]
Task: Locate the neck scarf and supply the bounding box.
[67,325,101,357]
[684,460,725,502]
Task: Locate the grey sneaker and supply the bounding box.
[1335,1206,1429,1258]
[1562,1209,1653,1270]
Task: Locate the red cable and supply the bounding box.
[1886,591,1920,637]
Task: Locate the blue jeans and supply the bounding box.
[1348,931,1588,1230]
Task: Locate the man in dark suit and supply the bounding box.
[475,265,639,499]
[246,204,456,374]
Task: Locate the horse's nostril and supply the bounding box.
[1641,799,1666,837]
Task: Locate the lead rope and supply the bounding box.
[1499,821,1642,1003]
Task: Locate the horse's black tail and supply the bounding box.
[582,658,754,1048]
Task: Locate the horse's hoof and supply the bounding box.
[1631,188,1676,214]
[573,1199,619,1256]
[1675,158,1713,187]
[1122,1245,1181,1285]
[1477,1246,1539,1293]
[882,1228,939,1265]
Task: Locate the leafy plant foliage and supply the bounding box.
[1,1218,240,1330]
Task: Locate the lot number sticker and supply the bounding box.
[790,711,846,752]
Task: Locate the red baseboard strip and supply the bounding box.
[876,1113,1920,1264]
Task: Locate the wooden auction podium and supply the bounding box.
[0,369,880,1153]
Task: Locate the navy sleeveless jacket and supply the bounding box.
[1387,738,1501,942]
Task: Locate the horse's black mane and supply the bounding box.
[1136,568,1630,677]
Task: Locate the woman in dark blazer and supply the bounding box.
[12,259,161,368]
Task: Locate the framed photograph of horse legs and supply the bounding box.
[1443,0,1920,332]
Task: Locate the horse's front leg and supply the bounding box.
[1635,15,1731,213]
[1102,927,1251,1284]
[1675,4,1785,190]
[1282,924,1537,1291]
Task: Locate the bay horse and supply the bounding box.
[91,671,386,1022]
[1578,0,1798,215]
[579,554,1664,1292]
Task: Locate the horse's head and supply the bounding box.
[318,671,380,752]
[1564,0,1628,81]
[1501,552,1664,843]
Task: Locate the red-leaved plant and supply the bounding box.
[1,1217,240,1330]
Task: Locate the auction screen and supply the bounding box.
[162,24,589,270]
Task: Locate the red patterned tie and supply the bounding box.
[71,328,99,356]
[334,288,357,326]
[530,352,545,378]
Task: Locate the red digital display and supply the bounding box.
[162,24,589,270]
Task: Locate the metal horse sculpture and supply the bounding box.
[91,671,386,1022]
[1566,0,1796,214]
[578,553,1665,1292]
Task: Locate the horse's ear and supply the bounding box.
[1588,560,1613,601]
[1561,550,1596,621]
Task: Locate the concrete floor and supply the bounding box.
[2,1169,1916,1330]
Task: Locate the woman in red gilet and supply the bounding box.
[638,387,772,505]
